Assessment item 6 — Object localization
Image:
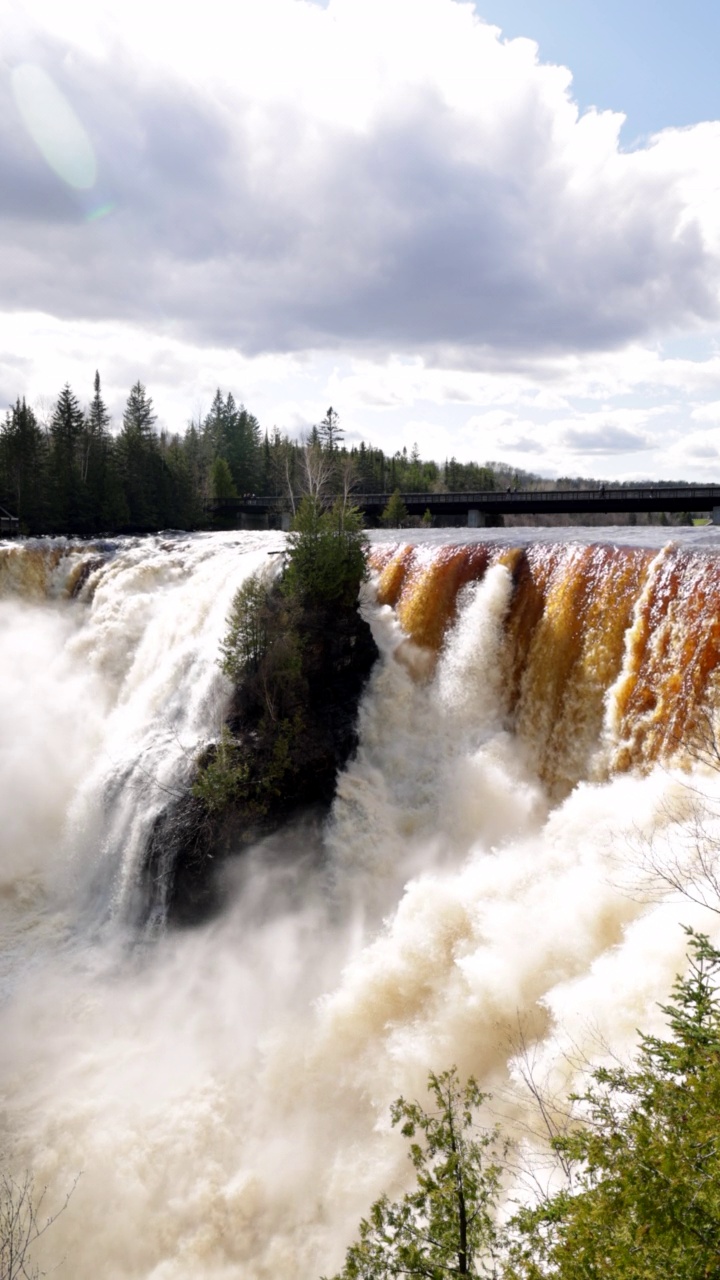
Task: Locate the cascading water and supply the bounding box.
[2,527,720,1279]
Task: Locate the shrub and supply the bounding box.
[220,573,272,682]
[282,495,368,606]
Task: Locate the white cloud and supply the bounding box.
[664,428,720,463]
[2,0,720,359]
[3,0,720,478]
[690,399,720,423]
[561,424,654,454]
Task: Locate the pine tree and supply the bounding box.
[224,397,262,493]
[507,931,720,1280]
[381,488,409,529]
[325,1070,503,1280]
[117,382,159,529]
[80,371,115,532]
[202,390,262,495]
[0,399,48,532]
[49,384,87,532]
[210,455,238,503]
[318,406,343,451]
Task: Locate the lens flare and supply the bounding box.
[11,62,97,191]
[85,201,115,222]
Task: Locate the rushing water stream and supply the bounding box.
[2,528,720,1278]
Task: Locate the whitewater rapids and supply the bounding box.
[2,529,720,1279]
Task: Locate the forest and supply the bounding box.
[0,378,498,536]
[0,376,694,537]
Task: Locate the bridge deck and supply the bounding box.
[211,485,720,520]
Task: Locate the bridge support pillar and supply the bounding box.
[281,511,292,532]
[467,509,485,528]
[712,507,720,525]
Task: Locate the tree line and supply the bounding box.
[1,377,701,537]
[0,378,530,536]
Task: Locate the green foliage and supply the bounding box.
[318,406,344,451]
[0,373,561,535]
[0,399,48,533]
[506,929,720,1280]
[196,573,306,816]
[328,938,720,1280]
[381,488,409,529]
[444,457,497,492]
[210,455,238,502]
[204,390,262,494]
[116,382,161,529]
[220,574,272,682]
[282,495,368,606]
[191,726,249,813]
[220,572,302,707]
[325,1069,504,1280]
[49,383,87,531]
[261,711,305,799]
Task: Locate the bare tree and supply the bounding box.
[616,710,720,916]
[1,1168,77,1280]
[298,436,334,502]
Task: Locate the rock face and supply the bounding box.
[143,591,378,925]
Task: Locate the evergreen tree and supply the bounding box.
[210,455,238,503]
[224,397,262,494]
[162,433,199,529]
[183,420,213,510]
[325,1069,503,1280]
[381,488,409,529]
[202,390,262,495]
[49,384,87,532]
[80,371,116,532]
[507,931,720,1280]
[117,381,159,529]
[202,389,227,458]
[283,495,368,606]
[0,399,48,533]
[318,406,343,451]
[406,442,426,491]
[82,371,111,479]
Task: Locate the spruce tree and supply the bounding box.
[49,384,87,532]
[117,381,159,529]
[381,488,409,528]
[0,399,48,533]
[81,371,114,532]
[318,406,343,451]
[325,1070,503,1280]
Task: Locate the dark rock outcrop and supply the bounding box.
[143,591,378,925]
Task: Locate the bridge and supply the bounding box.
[0,506,19,536]
[211,485,720,527]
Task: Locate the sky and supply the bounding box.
[3,0,720,481]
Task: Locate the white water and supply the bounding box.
[2,530,720,1279]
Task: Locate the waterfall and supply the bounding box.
[2,529,720,1279]
[0,532,284,930]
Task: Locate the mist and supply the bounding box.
[1,531,719,1278]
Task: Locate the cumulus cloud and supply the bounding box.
[666,429,720,461]
[690,399,720,423]
[498,432,545,454]
[561,423,654,453]
[1,0,720,362]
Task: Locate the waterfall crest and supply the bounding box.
[372,539,720,794]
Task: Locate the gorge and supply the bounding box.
[2,528,720,1278]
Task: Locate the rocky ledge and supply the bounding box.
[143,587,378,925]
